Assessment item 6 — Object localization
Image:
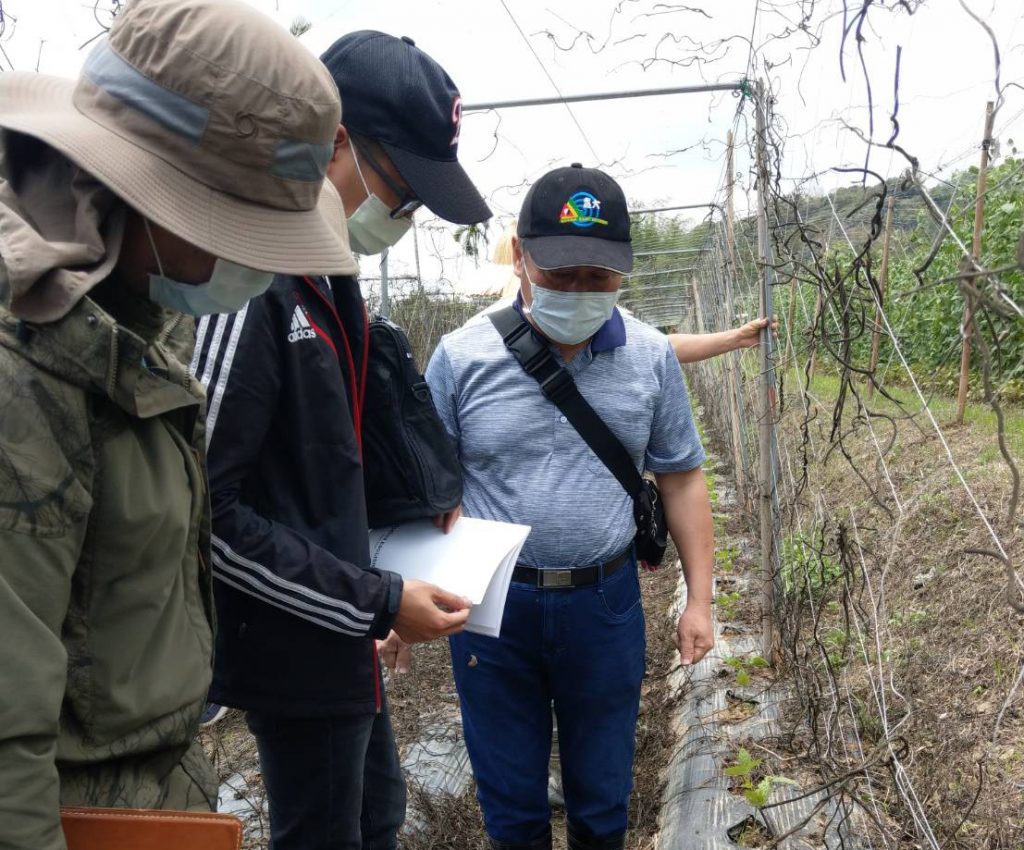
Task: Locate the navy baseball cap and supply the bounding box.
[320,31,491,225]
[517,163,633,274]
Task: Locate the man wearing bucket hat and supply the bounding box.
[425,165,715,850]
[189,29,490,850]
[0,0,358,847]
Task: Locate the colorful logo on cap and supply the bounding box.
[559,191,607,228]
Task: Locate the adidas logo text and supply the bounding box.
[288,305,317,344]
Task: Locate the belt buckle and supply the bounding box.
[540,569,573,588]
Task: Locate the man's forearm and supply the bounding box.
[668,330,740,364]
[655,468,714,602]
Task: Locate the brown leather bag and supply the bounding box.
[60,807,243,850]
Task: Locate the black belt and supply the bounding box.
[511,547,632,589]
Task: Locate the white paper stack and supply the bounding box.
[368,517,531,638]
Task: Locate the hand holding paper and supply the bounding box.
[432,504,463,533]
[370,517,531,638]
[393,579,472,644]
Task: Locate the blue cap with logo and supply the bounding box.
[320,31,491,225]
[517,163,633,274]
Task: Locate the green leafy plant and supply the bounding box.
[780,533,843,599]
[715,545,740,573]
[724,655,750,686]
[725,654,770,687]
[724,747,797,808]
[716,589,741,619]
[806,161,1024,393]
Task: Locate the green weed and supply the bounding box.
[724,747,797,808]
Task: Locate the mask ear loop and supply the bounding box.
[520,251,540,318]
[521,268,536,318]
[349,143,373,201]
[143,219,166,278]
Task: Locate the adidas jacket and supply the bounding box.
[191,274,401,716]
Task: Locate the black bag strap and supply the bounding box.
[488,306,644,499]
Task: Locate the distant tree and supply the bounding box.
[290,16,312,38]
[454,222,490,263]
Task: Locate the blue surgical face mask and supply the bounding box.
[524,268,620,345]
[144,220,274,316]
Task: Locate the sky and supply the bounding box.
[1,0,1022,287]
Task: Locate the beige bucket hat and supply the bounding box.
[0,0,357,278]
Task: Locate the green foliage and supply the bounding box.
[716,589,741,619]
[725,654,770,686]
[793,159,1024,392]
[723,746,762,777]
[888,608,930,628]
[724,747,797,808]
[453,222,490,260]
[716,544,739,573]
[780,533,843,599]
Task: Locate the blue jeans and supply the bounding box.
[450,555,646,844]
[246,698,406,850]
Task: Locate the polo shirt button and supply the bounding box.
[559,415,567,424]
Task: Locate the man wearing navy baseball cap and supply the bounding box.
[192,30,489,850]
[426,164,715,850]
[320,30,491,253]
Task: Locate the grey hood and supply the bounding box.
[0,133,125,323]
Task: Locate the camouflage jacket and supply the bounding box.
[0,290,217,850]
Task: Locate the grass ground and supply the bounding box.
[747,365,1024,847]
[793,368,1024,460]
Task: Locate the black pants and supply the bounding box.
[247,699,406,850]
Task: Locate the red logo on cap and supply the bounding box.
[450,96,462,148]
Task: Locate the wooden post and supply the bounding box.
[724,131,748,511]
[754,81,779,660]
[807,288,823,384]
[956,101,995,423]
[691,276,705,334]
[784,276,797,373]
[379,248,390,318]
[867,195,895,400]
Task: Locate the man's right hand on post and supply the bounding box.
[393,579,472,644]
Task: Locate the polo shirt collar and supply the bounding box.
[513,292,626,353]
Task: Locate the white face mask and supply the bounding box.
[145,220,274,316]
[524,268,620,345]
[345,146,412,255]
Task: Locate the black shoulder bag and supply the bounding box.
[487,306,668,567]
[362,316,463,528]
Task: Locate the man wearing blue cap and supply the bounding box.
[426,165,715,850]
[191,31,490,850]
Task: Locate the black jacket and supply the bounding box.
[192,274,400,716]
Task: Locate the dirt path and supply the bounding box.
[200,541,687,850]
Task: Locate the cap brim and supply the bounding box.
[0,72,358,276]
[380,141,491,225]
[522,234,633,275]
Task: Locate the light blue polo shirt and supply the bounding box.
[424,304,705,568]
